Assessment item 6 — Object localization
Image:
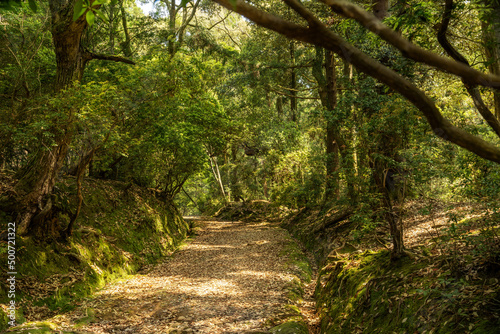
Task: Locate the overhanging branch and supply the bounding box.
[321,0,500,90]
[212,0,500,164]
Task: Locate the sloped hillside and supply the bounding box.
[0,175,191,331]
[283,203,500,333]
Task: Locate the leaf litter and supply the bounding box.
[50,219,312,333]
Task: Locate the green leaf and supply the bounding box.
[94,8,107,21]
[92,0,107,6]
[73,0,86,21]
[179,0,191,8]
[86,10,95,26]
[28,0,37,12]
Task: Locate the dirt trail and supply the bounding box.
[54,219,316,333]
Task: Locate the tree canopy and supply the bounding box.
[1,0,500,257]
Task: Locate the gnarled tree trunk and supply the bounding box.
[14,0,89,237]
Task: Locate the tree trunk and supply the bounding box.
[372,0,390,20]
[341,59,357,201]
[120,0,132,57]
[229,146,242,201]
[51,1,89,92]
[15,132,71,236]
[63,149,94,239]
[168,0,177,56]
[369,0,405,259]
[108,1,115,54]
[324,50,340,200]
[276,96,283,117]
[14,0,89,236]
[373,163,404,260]
[313,47,350,202]
[290,40,297,122]
[209,155,227,201]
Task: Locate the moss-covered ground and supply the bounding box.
[315,248,500,333]
[282,203,500,334]
[0,177,191,332]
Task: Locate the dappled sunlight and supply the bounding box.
[57,219,299,333]
[187,243,238,250]
[403,202,489,248]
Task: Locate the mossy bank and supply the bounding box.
[0,177,191,332]
[282,206,500,334]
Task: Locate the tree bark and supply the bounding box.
[119,0,132,57]
[14,0,88,236]
[13,0,133,237]
[15,132,71,236]
[324,50,340,200]
[290,40,297,122]
[167,0,176,55]
[51,1,89,91]
[209,155,227,201]
[312,47,357,202]
[372,0,389,20]
[229,146,242,202]
[276,96,283,117]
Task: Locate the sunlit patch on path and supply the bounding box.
[58,219,304,333]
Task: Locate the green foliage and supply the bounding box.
[73,0,114,26]
[315,250,500,333]
[0,0,37,12]
[92,53,229,195]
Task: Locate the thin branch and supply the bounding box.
[221,12,241,48]
[208,11,232,30]
[437,0,500,138]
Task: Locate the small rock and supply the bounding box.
[178,316,186,321]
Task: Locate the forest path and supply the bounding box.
[54,219,315,333]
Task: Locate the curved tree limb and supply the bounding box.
[212,0,500,164]
[321,0,500,90]
[86,52,136,65]
[437,0,500,138]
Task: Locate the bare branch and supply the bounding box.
[208,11,232,30]
[177,0,202,48]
